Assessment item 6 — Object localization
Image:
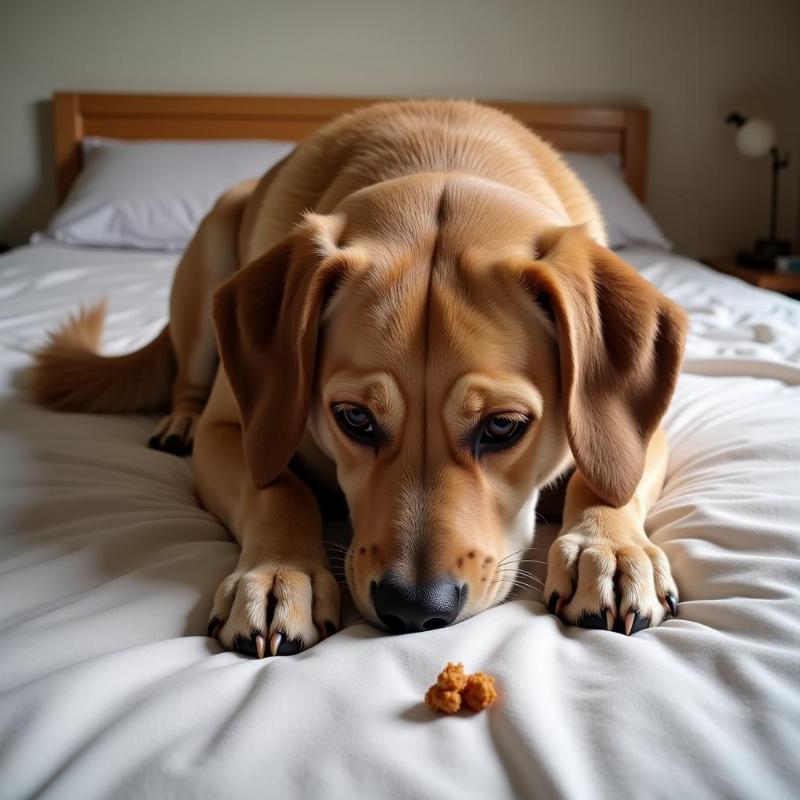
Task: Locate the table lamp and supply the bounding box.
[726,111,791,269]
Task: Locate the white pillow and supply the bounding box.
[36,138,668,254]
[35,138,296,251]
[561,152,671,251]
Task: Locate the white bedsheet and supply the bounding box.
[1,243,799,799]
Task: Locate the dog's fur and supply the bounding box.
[31,100,687,655]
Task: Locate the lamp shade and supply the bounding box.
[735,118,776,158]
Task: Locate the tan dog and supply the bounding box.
[31,100,687,657]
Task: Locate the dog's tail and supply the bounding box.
[29,302,177,413]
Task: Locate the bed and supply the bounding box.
[1,94,799,799]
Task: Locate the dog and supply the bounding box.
[31,99,687,657]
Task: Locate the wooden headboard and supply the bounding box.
[53,92,649,204]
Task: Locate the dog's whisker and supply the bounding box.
[494,566,543,579]
[496,553,548,569]
[495,563,542,572]
[487,577,545,607]
[499,582,543,593]
[502,573,543,586]
[493,574,537,584]
[496,545,548,565]
[496,574,544,586]
[491,578,538,591]
[494,568,541,581]
[496,549,526,567]
[323,540,351,550]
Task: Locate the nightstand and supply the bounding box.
[702,257,800,297]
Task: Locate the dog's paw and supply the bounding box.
[543,528,678,635]
[148,413,198,456]
[207,558,341,658]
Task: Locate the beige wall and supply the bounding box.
[2,0,798,258]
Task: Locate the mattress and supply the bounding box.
[1,243,799,799]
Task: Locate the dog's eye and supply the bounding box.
[485,416,519,440]
[475,413,530,455]
[332,403,381,447]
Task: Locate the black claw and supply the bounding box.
[324,621,337,637]
[629,613,652,636]
[162,434,192,457]
[666,593,679,617]
[577,611,607,630]
[163,434,182,453]
[207,616,222,637]
[275,635,303,656]
[233,633,259,658]
[547,592,560,615]
[148,435,163,450]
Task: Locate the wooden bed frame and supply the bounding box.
[53,92,649,204]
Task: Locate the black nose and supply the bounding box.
[371,574,464,633]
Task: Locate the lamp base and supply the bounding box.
[737,239,791,269]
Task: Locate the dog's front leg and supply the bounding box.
[195,417,340,657]
[543,426,679,634]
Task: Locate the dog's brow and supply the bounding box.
[324,371,405,422]
[364,381,394,417]
[451,376,544,421]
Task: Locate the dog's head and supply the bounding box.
[213,176,687,633]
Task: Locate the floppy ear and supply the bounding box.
[212,214,352,488]
[521,227,688,508]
